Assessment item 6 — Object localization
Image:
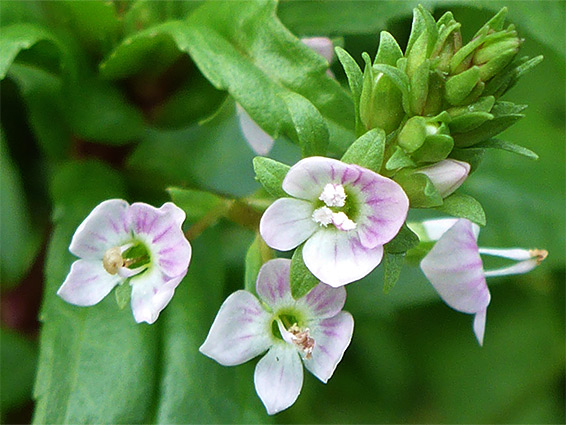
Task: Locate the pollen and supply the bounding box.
[529,249,548,265]
[319,183,347,207]
[288,324,315,360]
[103,246,124,275]
[312,206,334,227]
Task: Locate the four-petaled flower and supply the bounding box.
[199,258,354,415]
[417,218,547,345]
[57,199,192,324]
[259,157,409,287]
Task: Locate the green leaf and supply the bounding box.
[474,138,539,160]
[0,23,62,80]
[383,253,404,294]
[290,245,319,300]
[375,31,403,66]
[154,227,268,423]
[253,157,290,198]
[394,171,443,208]
[0,130,41,287]
[341,128,386,173]
[280,92,329,157]
[167,187,229,223]
[371,63,411,105]
[385,224,420,254]
[335,46,364,135]
[385,146,417,171]
[448,111,494,133]
[33,160,160,424]
[122,0,203,36]
[434,193,486,226]
[244,233,274,296]
[101,1,355,153]
[1,328,37,411]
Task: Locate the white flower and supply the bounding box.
[199,259,354,415]
[415,159,471,197]
[57,199,191,324]
[416,218,547,345]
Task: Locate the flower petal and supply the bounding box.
[303,229,384,287]
[256,259,294,309]
[130,267,185,324]
[301,37,334,63]
[259,198,317,251]
[295,282,346,320]
[473,309,487,346]
[350,165,409,249]
[199,290,272,366]
[416,159,470,198]
[57,259,122,306]
[254,344,304,415]
[282,157,355,201]
[420,219,491,314]
[129,202,191,278]
[69,199,131,259]
[303,311,354,383]
[236,103,275,155]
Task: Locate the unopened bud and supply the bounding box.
[398,116,427,153]
[445,66,482,105]
[415,159,471,197]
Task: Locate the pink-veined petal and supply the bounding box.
[295,282,346,320]
[282,157,357,201]
[259,198,317,251]
[200,290,272,366]
[350,165,409,249]
[129,202,191,278]
[303,311,354,383]
[69,199,131,259]
[130,267,184,324]
[420,219,491,314]
[473,309,487,346]
[57,259,122,306]
[303,229,384,287]
[416,159,470,198]
[256,259,294,310]
[236,103,275,155]
[254,344,304,415]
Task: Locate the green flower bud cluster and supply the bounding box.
[338,6,542,209]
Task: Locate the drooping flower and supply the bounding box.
[415,159,471,197]
[57,199,191,324]
[199,258,353,415]
[259,157,409,287]
[237,37,335,155]
[416,218,547,345]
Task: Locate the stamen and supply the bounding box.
[319,183,347,207]
[481,247,548,278]
[288,324,315,359]
[312,207,333,227]
[103,247,125,275]
[332,212,357,231]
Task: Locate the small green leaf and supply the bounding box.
[385,146,417,171]
[374,31,403,66]
[341,128,386,173]
[252,157,290,198]
[114,283,131,310]
[372,63,410,104]
[280,92,329,157]
[385,224,420,254]
[167,187,228,223]
[474,138,539,160]
[383,253,404,294]
[450,147,486,173]
[244,234,273,296]
[434,193,486,226]
[290,245,319,300]
[449,112,494,133]
[394,171,443,208]
[335,46,364,135]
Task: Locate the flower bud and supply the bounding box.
[473,27,521,81]
[415,159,471,197]
[445,66,482,105]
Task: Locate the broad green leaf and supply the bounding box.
[0,131,41,287]
[167,187,229,224]
[0,23,62,80]
[253,157,290,198]
[341,128,386,173]
[280,92,329,157]
[382,253,404,294]
[474,138,539,160]
[290,245,319,300]
[102,0,355,153]
[154,228,268,423]
[33,160,159,424]
[7,63,70,159]
[385,224,420,254]
[434,193,486,226]
[1,328,37,411]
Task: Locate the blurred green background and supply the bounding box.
[1,1,564,423]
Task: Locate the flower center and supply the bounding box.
[102,242,151,277]
[287,324,315,359]
[312,183,357,231]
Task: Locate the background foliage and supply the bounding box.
[0,0,564,423]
